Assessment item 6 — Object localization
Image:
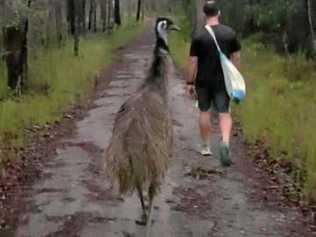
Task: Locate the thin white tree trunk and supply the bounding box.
[192,0,205,36]
[307,0,316,54]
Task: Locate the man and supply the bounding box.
[186,1,241,166]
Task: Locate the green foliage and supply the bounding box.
[0,0,31,28]
[0,22,144,162]
[255,0,291,29]
[169,13,191,67]
[236,40,316,201]
[218,0,312,55]
[169,33,190,67]
[0,62,10,99]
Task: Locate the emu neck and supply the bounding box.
[155,37,169,52]
[143,40,169,94]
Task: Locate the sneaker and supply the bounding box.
[200,144,213,156]
[220,143,232,167]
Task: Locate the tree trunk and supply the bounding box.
[67,0,76,35]
[192,0,205,37]
[80,0,86,34]
[93,2,97,32]
[114,0,121,26]
[307,0,316,56]
[46,6,54,47]
[141,0,145,20]
[55,2,64,47]
[67,0,80,56]
[127,0,132,18]
[3,26,25,91]
[100,0,107,32]
[88,0,97,32]
[74,16,80,56]
[3,0,32,93]
[282,29,290,57]
[74,0,81,56]
[136,0,141,21]
[21,0,32,90]
[107,0,113,33]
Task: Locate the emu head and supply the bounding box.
[155,17,179,50]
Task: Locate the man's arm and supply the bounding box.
[230,51,241,70]
[186,56,198,84]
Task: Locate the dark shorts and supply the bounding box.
[195,85,230,113]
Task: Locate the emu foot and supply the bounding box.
[135,213,148,226]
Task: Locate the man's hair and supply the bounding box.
[203,1,220,17]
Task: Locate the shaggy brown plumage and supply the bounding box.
[104,18,177,222]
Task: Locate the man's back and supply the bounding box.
[190,24,241,88]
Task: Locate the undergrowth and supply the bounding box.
[0,22,144,163]
[238,41,316,202]
[169,19,316,203]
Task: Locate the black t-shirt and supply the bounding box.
[190,24,241,89]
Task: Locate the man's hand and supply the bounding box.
[186,84,195,98]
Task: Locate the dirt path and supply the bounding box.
[2,26,314,237]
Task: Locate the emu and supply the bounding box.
[104,17,178,224]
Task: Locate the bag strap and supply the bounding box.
[205,25,222,53]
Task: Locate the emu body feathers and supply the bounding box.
[104,42,173,199]
[104,18,178,222]
[105,85,172,194]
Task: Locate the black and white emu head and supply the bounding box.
[155,17,179,51]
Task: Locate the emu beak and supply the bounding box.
[169,24,180,31]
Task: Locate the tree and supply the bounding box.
[214,0,314,56]
[306,0,316,56]
[80,0,86,34]
[136,0,141,21]
[100,0,108,32]
[2,0,32,92]
[107,0,113,32]
[88,0,97,32]
[192,0,205,36]
[54,0,64,46]
[114,0,121,26]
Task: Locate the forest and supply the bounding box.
[0,1,314,94]
[182,0,316,56]
[0,0,167,92]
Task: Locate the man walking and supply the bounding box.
[186,1,241,166]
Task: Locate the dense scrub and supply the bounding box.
[219,0,316,57]
[237,41,316,202]
[182,0,316,56]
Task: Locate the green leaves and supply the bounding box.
[1,0,31,28]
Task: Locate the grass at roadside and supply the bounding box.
[238,41,316,201]
[0,22,144,163]
[169,27,316,203]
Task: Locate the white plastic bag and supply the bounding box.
[205,25,246,103]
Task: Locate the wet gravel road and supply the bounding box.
[3,26,314,237]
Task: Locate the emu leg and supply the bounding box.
[135,182,147,226]
[144,182,156,236]
[148,182,156,217]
